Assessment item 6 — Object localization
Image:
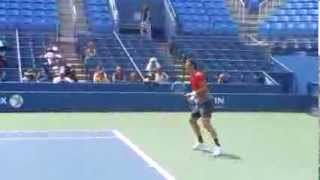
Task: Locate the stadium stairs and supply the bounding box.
[57,0,86,81]
[226,0,260,37]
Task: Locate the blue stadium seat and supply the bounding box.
[259,0,317,41]
[171,0,238,35]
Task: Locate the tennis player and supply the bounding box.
[184,60,223,156]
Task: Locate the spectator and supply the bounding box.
[65,65,78,82]
[140,4,152,39]
[217,72,230,84]
[93,65,110,83]
[84,41,96,64]
[53,72,74,84]
[36,68,50,82]
[50,43,59,53]
[254,72,267,84]
[22,69,37,82]
[42,47,62,66]
[128,71,141,82]
[43,51,55,65]
[112,65,126,82]
[145,57,161,73]
[154,68,169,83]
[51,59,65,77]
[0,40,8,57]
[144,72,155,82]
[0,56,6,81]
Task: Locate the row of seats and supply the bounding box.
[0,0,59,31]
[0,10,58,17]
[119,35,176,73]
[281,2,317,9]
[173,36,268,61]
[260,22,318,38]
[18,33,56,68]
[79,34,176,80]
[84,0,113,33]
[173,35,286,73]
[207,71,268,85]
[276,9,318,16]
[0,32,19,81]
[171,0,238,35]
[268,15,317,22]
[0,3,57,10]
[78,34,133,71]
[259,0,318,39]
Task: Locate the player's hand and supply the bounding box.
[185,91,196,97]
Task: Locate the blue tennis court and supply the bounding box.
[0,130,175,180]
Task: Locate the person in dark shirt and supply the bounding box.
[140,4,152,39]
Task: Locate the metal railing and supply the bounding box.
[259,0,281,20]
[113,31,144,80]
[164,0,176,21]
[231,0,246,23]
[109,0,119,30]
[28,41,36,68]
[71,0,77,39]
[15,29,23,82]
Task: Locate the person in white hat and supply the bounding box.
[145,57,161,72]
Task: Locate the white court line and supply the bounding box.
[0,129,113,133]
[113,130,176,180]
[0,129,116,141]
[0,136,117,141]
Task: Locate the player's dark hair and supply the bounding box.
[188,60,198,70]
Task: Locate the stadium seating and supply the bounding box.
[78,33,133,75]
[0,31,19,81]
[83,0,113,33]
[0,0,59,31]
[259,0,318,39]
[19,32,57,68]
[119,34,177,80]
[171,0,239,35]
[245,0,261,13]
[79,33,179,81]
[171,35,289,85]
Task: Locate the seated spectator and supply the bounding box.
[112,65,126,82]
[36,68,50,82]
[43,51,55,65]
[22,69,37,82]
[145,57,161,73]
[65,65,78,82]
[93,66,110,83]
[84,41,96,64]
[254,72,267,84]
[53,72,74,84]
[50,43,59,53]
[0,40,8,57]
[42,47,62,66]
[0,55,7,81]
[128,71,141,82]
[217,72,230,84]
[154,68,169,83]
[144,72,155,82]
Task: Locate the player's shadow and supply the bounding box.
[217,153,241,160]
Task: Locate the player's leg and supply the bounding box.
[201,117,223,156]
[189,114,202,142]
[189,113,208,151]
[199,101,223,156]
[201,118,221,146]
